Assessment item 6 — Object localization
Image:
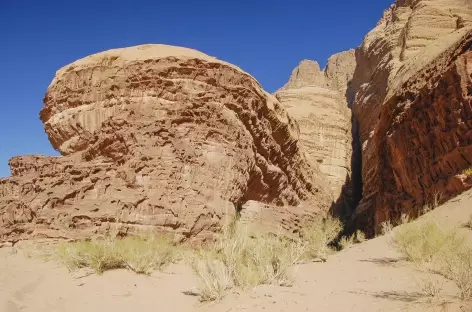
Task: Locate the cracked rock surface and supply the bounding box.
[0,45,330,243]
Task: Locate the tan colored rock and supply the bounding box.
[0,45,330,243]
[239,200,316,238]
[351,0,472,234]
[279,60,329,90]
[276,51,356,200]
[324,50,358,104]
[354,0,472,143]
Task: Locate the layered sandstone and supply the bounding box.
[0,45,330,243]
[276,51,356,200]
[2,0,471,244]
[351,0,472,234]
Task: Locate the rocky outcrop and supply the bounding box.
[351,0,472,234]
[0,45,330,243]
[239,200,316,238]
[3,0,471,244]
[276,51,356,200]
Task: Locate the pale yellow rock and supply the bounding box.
[276,51,356,199]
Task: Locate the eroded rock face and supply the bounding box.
[351,0,472,234]
[0,45,330,243]
[239,200,316,239]
[276,51,356,200]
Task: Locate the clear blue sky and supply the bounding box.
[0,0,392,177]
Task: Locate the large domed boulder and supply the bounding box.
[0,45,330,243]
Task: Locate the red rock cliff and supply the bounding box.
[351,0,472,234]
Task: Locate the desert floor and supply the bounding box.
[1,190,472,312]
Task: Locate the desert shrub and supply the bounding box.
[56,238,121,273]
[418,276,443,300]
[354,230,366,243]
[339,235,354,250]
[190,223,305,301]
[393,220,461,265]
[393,219,472,300]
[56,235,177,275]
[116,236,176,274]
[338,229,367,250]
[190,254,232,302]
[379,214,410,236]
[300,215,342,261]
[435,244,472,300]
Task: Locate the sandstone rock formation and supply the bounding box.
[351,0,472,234]
[273,0,472,236]
[275,51,356,200]
[239,200,315,238]
[2,0,471,244]
[0,45,330,243]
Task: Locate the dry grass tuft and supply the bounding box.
[339,235,355,250]
[412,275,446,306]
[379,214,410,237]
[421,204,433,216]
[418,276,443,300]
[300,215,342,261]
[399,213,410,225]
[190,222,305,301]
[338,229,367,250]
[190,254,232,302]
[56,235,177,275]
[434,243,472,300]
[462,167,472,176]
[355,230,366,243]
[381,219,393,235]
[393,220,457,265]
[420,191,441,216]
[393,219,472,300]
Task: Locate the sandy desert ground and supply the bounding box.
[1,189,472,312]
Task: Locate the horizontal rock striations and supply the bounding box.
[276,51,356,201]
[2,0,471,243]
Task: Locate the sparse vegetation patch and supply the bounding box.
[462,166,472,176]
[190,222,305,301]
[339,235,355,250]
[190,215,350,301]
[56,235,178,275]
[393,219,472,300]
[300,215,342,261]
